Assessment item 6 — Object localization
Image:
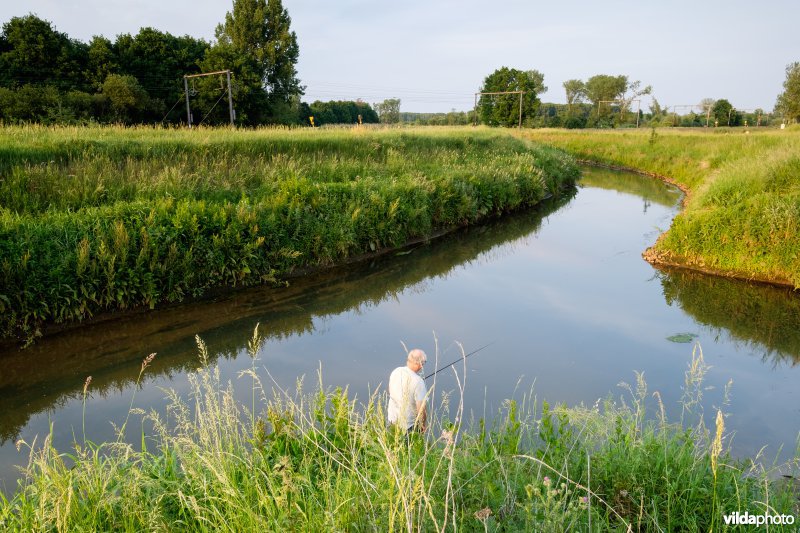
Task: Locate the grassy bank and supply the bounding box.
[523,127,800,288]
[0,125,578,342]
[0,332,796,531]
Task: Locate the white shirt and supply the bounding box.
[387,365,427,429]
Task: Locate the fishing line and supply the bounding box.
[423,342,495,380]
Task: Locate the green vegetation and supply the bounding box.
[776,62,800,123]
[578,164,681,207]
[0,125,578,342]
[306,100,379,126]
[375,99,402,125]
[401,110,474,126]
[478,67,546,127]
[580,74,651,128]
[524,127,800,288]
[660,267,800,365]
[200,0,301,125]
[0,1,307,126]
[0,194,575,444]
[0,15,209,125]
[0,332,795,530]
[711,99,742,127]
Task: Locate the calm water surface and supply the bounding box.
[2,166,799,491]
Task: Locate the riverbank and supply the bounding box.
[0,126,579,344]
[523,127,800,289]
[0,333,796,531]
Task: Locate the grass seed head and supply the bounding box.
[141,353,156,372]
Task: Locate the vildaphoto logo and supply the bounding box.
[723,511,795,527]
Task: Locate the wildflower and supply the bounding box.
[543,476,551,487]
[441,429,455,456]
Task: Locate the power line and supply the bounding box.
[184,70,234,127]
[303,79,471,96]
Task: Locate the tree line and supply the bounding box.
[0,2,379,126]
[3,3,797,129]
[478,66,798,128]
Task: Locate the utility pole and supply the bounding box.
[474,90,528,129]
[226,70,235,126]
[184,76,192,127]
[183,69,235,128]
[635,99,641,128]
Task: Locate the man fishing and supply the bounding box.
[387,343,493,435]
[387,349,428,434]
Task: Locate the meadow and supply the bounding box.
[0,125,579,343]
[0,330,796,531]
[2,126,799,530]
[524,126,800,289]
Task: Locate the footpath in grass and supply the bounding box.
[0,126,579,343]
[0,330,796,531]
[524,127,800,289]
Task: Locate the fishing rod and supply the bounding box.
[423,342,495,380]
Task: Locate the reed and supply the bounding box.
[1,330,795,531]
[524,127,800,288]
[0,125,579,343]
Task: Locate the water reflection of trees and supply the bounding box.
[582,165,800,367]
[579,166,682,208]
[658,267,800,367]
[0,191,576,443]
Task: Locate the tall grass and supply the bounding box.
[524,127,800,288]
[0,125,579,342]
[1,329,796,531]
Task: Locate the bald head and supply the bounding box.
[407,349,427,370]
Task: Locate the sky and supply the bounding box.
[1,0,797,113]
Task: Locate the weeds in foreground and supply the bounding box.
[2,331,797,531]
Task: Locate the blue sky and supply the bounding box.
[2,0,797,113]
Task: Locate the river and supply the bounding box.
[1,165,798,492]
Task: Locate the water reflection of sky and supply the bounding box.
[2,166,799,492]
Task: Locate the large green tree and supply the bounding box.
[309,100,378,126]
[583,74,651,125]
[100,73,155,123]
[115,28,208,122]
[116,29,207,100]
[85,36,117,90]
[375,98,401,124]
[201,0,302,125]
[0,14,88,91]
[776,62,800,123]
[478,67,545,127]
[563,79,585,107]
[583,75,627,109]
[562,79,586,128]
[710,98,742,126]
[0,14,211,124]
